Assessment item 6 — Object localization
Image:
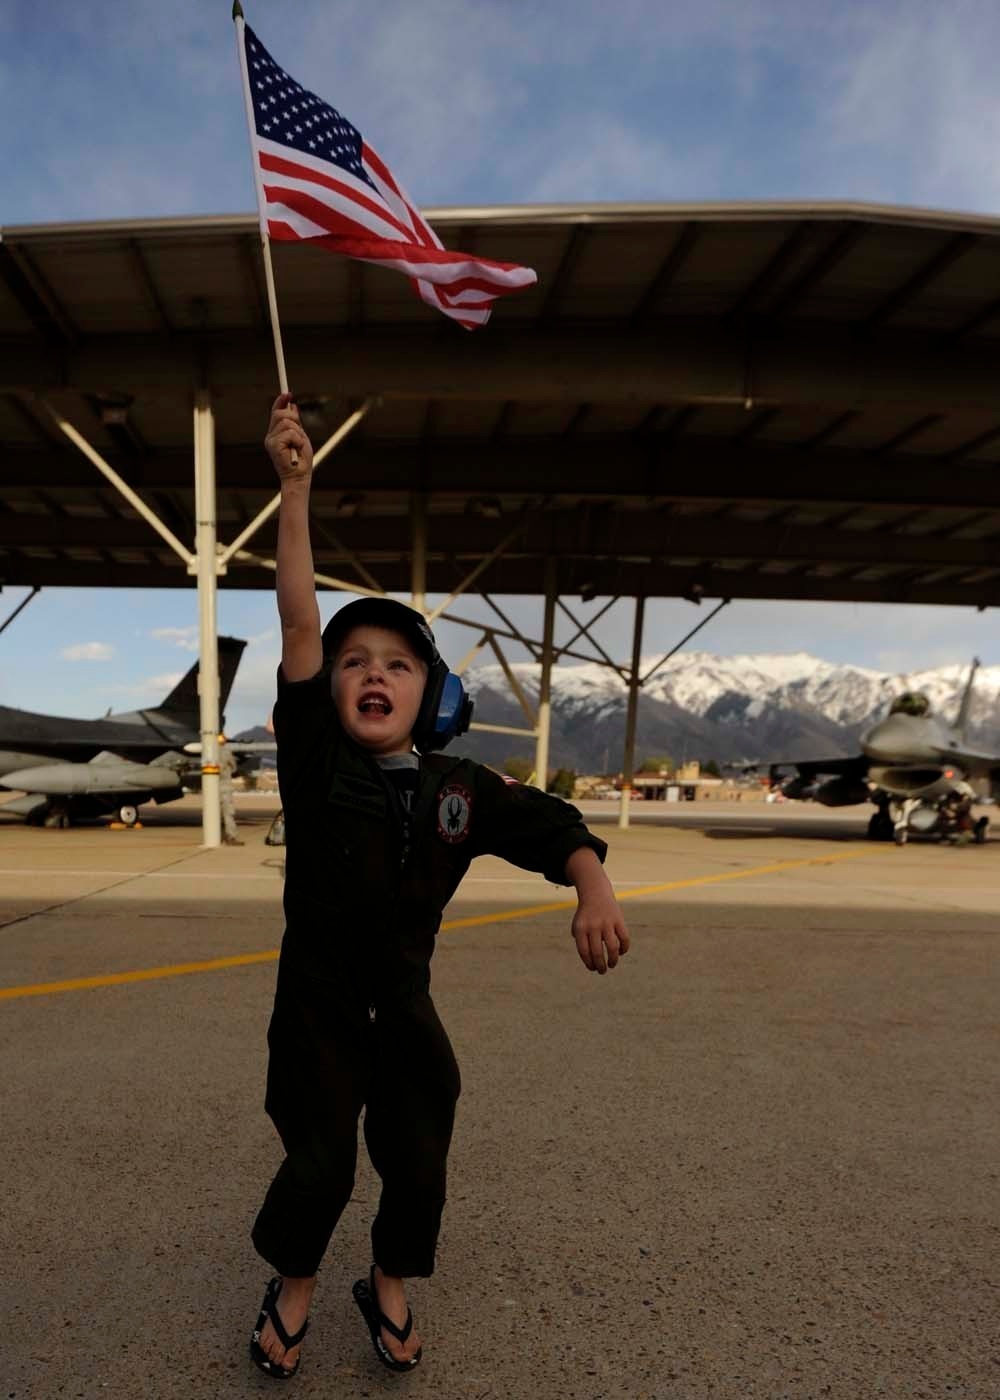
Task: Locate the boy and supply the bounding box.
[250,393,629,1379]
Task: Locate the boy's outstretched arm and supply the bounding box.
[265,393,322,681]
[565,846,630,975]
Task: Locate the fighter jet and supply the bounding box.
[0,637,246,828]
[754,659,996,845]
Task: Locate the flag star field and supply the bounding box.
[248,34,375,189]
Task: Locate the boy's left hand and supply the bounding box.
[571,891,630,975]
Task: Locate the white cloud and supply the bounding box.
[60,642,115,662]
[228,646,282,704]
[146,672,185,692]
[153,626,276,647]
[780,1,1000,210]
[524,116,714,204]
[151,626,200,652]
[875,644,981,675]
[107,672,185,699]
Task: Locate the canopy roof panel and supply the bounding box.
[3,200,1000,606]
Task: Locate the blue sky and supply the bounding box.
[3,0,1000,734]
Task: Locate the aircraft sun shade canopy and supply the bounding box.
[4,200,1000,609]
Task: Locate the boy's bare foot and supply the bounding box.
[257,1274,316,1371]
[373,1265,423,1363]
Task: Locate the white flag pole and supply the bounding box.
[233,1,298,462]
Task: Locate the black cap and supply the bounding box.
[320,597,440,667]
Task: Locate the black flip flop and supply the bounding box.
[352,1266,422,1372]
[250,1275,310,1380]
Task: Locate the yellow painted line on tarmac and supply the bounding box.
[0,848,873,1002]
[0,951,280,1002]
[440,848,874,929]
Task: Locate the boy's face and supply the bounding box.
[331,624,428,755]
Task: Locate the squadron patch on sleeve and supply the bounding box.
[437,783,473,843]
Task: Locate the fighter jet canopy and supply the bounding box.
[889,691,931,717]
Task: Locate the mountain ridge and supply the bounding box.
[449,652,1000,773]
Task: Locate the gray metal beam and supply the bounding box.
[10,320,1000,410]
[3,391,67,449]
[862,232,979,330]
[767,222,867,321]
[630,222,699,321]
[3,553,1000,606]
[540,226,590,320]
[0,584,41,636]
[735,406,781,442]
[0,245,77,344]
[948,293,1000,341]
[7,438,1000,511]
[799,409,862,451]
[128,240,173,333]
[869,413,944,456]
[725,222,810,322]
[6,505,1000,569]
[942,422,1000,463]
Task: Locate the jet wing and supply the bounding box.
[736,755,869,779]
[181,741,277,755]
[0,756,183,798]
[931,745,1000,778]
[730,753,871,805]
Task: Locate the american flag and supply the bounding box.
[238,23,537,330]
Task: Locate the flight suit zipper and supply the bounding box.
[365,760,409,985]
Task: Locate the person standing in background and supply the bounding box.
[219,737,243,846]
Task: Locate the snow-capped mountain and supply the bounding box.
[451,653,1000,773]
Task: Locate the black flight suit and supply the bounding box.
[251,665,608,1280]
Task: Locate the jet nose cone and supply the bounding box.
[862,714,935,763]
[862,719,899,762]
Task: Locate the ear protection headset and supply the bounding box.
[321,598,474,753]
[413,654,474,752]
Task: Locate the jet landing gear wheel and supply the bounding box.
[42,807,71,829]
[974,816,989,845]
[893,825,908,847]
[867,812,894,842]
[117,805,139,828]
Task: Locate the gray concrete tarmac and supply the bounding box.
[1,799,997,1399]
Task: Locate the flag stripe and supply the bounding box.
[267,207,342,241]
[260,152,417,243]
[263,178,415,244]
[303,235,531,291]
[362,144,440,249]
[257,136,394,210]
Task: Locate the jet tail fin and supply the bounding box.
[955,656,980,739]
[155,637,248,724]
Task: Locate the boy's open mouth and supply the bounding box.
[358,690,393,716]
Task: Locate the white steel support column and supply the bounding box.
[618,594,645,831]
[533,559,557,791]
[411,493,427,615]
[193,389,221,849]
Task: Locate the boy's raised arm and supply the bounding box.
[265,393,323,682]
